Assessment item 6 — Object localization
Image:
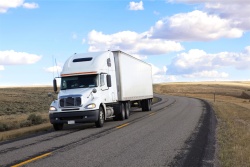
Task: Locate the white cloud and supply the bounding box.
[44,66,62,73]
[167,46,250,76]
[149,10,243,41]
[72,32,78,40]
[22,2,38,9]
[205,3,250,30]
[129,53,147,60]
[0,0,23,13]
[0,50,41,65]
[129,1,144,10]
[168,0,249,4]
[153,11,160,15]
[0,65,4,70]
[82,38,86,44]
[151,64,167,76]
[151,64,173,83]
[0,0,38,13]
[168,0,250,31]
[244,46,250,53]
[183,70,229,78]
[153,75,169,83]
[88,30,184,55]
[153,73,177,83]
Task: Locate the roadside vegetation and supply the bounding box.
[0,87,53,140]
[154,81,250,167]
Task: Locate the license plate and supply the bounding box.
[68,120,75,124]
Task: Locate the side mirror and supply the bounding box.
[88,88,97,98]
[107,75,112,87]
[53,79,58,92]
[48,92,56,101]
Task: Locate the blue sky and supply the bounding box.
[0,0,250,86]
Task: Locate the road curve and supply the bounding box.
[0,94,216,167]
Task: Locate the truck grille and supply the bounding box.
[59,96,81,107]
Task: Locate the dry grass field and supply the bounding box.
[1,82,250,166]
[154,81,250,167]
[0,87,53,140]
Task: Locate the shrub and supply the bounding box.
[27,114,43,125]
[0,123,9,132]
[0,122,20,131]
[20,120,32,127]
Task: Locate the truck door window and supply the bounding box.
[100,74,105,86]
[107,58,111,67]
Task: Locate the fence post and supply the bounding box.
[214,91,215,102]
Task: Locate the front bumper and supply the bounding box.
[49,110,99,124]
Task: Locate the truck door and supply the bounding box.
[100,73,114,103]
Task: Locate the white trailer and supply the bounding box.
[49,50,153,130]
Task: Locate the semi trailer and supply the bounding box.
[49,50,153,130]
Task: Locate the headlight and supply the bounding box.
[85,103,96,109]
[49,106,57,111]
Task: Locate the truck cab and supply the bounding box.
[49,51,118,130]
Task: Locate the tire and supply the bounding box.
[53,123,63,131]
[124,102,130,119]
[95,107,104,128]
[113,103,125,121]
[142,99,152,111]
[120,103,125,121]
[113,116,119,121]
[146,99,152,111]
[113,104,120,121]
[141,100,146,111]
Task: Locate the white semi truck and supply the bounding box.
[49,50,153,130]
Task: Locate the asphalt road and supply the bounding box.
[0,94,216,167]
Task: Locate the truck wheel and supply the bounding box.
[113,116,119,121]
[113,105,119,121]
[53,124,63,131]
[141,100,146,111]
[124,102,130,119]
[113,103,125,121]
[120,103,125,121]
[95,107,104,128]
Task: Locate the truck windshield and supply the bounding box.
[61,75,98,90]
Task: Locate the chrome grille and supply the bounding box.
[59,96,81,107]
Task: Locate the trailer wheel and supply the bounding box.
[113,103,125,121]
[53,123,63,131]
[124,102,130,119]
[141,100,146,111]
[146,99,152,111]
[142,99,152,111]
[95,107,104,128]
